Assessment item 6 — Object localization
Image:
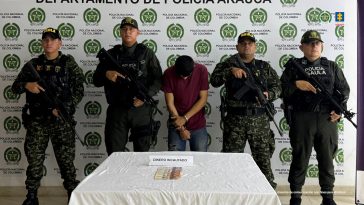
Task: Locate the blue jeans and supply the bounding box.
[168,126,208,151]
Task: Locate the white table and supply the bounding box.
[69,152,281,205]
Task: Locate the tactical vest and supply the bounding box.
[226,59,268,103]
[105,43,148,107]
[290,57,335,112]
[113,44,148,83]
[27,54,74,116]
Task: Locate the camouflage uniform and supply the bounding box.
[210,54,281,189]
[12,52,85,192]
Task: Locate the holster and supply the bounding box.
[21,104,31,129]
[129,120,161,144]
[268,129,275,158]
[220,95,227,121]
[283,104,293,126]
[151,120,161,145]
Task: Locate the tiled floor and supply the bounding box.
[0,186,356,205]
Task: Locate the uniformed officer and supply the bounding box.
[210,32,281,189]
[280,30,350,205]
[93,17,162,155]
[12,27,85,205]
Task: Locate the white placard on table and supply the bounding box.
[149,155,194,167]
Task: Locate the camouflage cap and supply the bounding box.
[42,27,61,40]
[300,30,323,44]
[120,17,139,29]
[237,32,256,43]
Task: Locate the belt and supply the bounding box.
[227,107,266,116]
[293,104,331,113]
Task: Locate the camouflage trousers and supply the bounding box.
[223,113,276,189]
[24,118,79,191]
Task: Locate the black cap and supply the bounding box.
[120,17,139,29]
[300,30,323,44]
[175,55,195,77]
[237,32,256,43]
[42,27,61,40]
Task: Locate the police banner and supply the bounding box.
[0,0,357,196]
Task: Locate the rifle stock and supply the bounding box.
[290,59,357,128]
[97,48,163,115]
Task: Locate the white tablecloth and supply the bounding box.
[69,152,281,205]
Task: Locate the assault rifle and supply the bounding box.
[290,59,357,128]
[96,48,162,115]
[26,62,86,146]
[233,55,283,136]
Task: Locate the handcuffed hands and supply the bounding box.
[171,115,187,128]
[177,126,191,140]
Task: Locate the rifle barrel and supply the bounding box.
[97,48,163,115]
[291,59,357,128]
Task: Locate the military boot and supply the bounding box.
[289,197,301,205]
[321,190,336,205]
[22,190,39,205]
[289,190,302,205]
[321,198,337,205]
